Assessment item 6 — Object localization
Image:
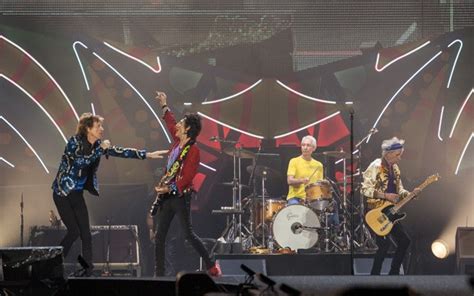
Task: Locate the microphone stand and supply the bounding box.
[247,141,262,247]
[20,193,24,247]
[349,108,355,275]
[354,129,378,251]
[102,217,112,276]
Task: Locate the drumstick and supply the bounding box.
[307,166,320,182]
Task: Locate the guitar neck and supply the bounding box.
[392,174,439,212]
[393,193,415,212]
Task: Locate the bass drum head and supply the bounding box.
[272,204,320,250]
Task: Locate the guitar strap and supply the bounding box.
[163,141,193,183]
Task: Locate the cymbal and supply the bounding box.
[246,165,282,179]
[322,150,359,159]
[220,182,250,189]
[223,147,255,159]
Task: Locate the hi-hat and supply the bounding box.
[246,165,282,179]
[223,147,255,159]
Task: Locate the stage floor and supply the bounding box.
[64,275,473,296]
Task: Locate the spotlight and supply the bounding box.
[431,240,449,259]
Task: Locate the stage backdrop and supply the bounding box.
[0,2,473,271]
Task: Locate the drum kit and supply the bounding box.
[212,139,377,254]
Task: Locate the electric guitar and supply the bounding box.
[149,174,172,216]
[365,174,440,236]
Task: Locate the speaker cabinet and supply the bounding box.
[30,225,140,275]
[456,227,474,275]
[0,247,63,281]
[216,258,266,276]
[353,257,404,275]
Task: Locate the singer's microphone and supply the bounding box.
[105,149,109,159]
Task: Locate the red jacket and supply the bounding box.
[163,109,200,194]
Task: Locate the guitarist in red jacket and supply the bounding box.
[152,91,221,277]
[361,137,420,275]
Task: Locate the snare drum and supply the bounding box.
[305,180,333,211]
[272,204,320,250]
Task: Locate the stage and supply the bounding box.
[47,275,474,296]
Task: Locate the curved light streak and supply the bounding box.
[1,74,67,143]
[103,41,162,73]
[0,157,15,168]
[0,116,49,174]
[197,112,264,139]
[449,89,474,139]
[275,80,337,104]
[199,162,216,172]
[72,41,90,91]
[202,79,262,105]
[92,52,171,143]
[446,39,463,89]
[375,40,431,72]
[274,111,341,139]
[455,133,474,175]
[1,35,79,121]
[367,51,443,143]
[437,106,445,142]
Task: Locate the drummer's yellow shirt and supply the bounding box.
[287,156,324,200]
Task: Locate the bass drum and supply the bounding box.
[272,204,320,251]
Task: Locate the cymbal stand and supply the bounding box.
[246,144,263,248]
[321,210,342,253]
[260,170,268,248]
[226,146,243,248]
[337,157,352,250]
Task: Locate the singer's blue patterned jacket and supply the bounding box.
[52,135,147,197]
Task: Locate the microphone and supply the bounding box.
[370,128,378,134]
[105,149,109,159]
[240,264,256,277]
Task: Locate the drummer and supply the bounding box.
[287,135,324,205]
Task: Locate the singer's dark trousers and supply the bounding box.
[371,223,410,275]
[154,192,214,276]
[53,190,93,270]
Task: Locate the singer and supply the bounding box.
[153,91,221,277]
[51,112,166,276]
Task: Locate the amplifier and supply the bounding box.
[456,227,474,275]
[29,225,140,267]
[0,246,64,281]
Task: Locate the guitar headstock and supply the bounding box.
[421,173,441,188]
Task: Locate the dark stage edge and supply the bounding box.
[216,253,363,275]
[60,275,473,296]
[217,275,473,296]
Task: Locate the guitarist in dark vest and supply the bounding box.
[361,137,420,275]
[152,91,221,277]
